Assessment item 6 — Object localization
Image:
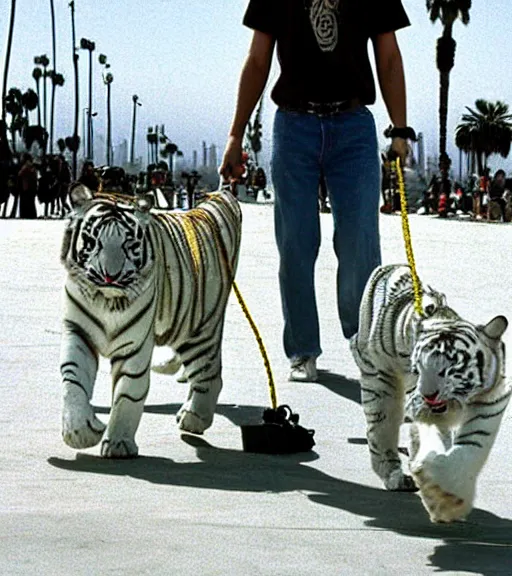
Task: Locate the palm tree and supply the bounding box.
[161,142,178,181]
[5,88,24,154]
[21,88,38,123]
[68,0,80,178]
[32,67,42,126]
[1,0,16,162]
[246,96,263,166]
[455,121,474,175]
[34,55,50,130]
[130,94,141,164]
[49,72,64,153]
[455,99,512,175]
[48,0,57,154]
[426,0,471,175]
[2,0,16,122]
[23,125,48,154]
[80,38,96,160]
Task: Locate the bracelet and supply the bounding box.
[388,126,417,141]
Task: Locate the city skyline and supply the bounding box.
[1,0,512,176]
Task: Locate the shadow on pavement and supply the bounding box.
[49,434,512,575]
[315,370,361,404]
[94,402,269,427]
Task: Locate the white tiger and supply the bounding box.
[60,184,241,458]
[350,264,510,523]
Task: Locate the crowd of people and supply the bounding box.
[0,152,72,219]
[381,162,512,223]
[418,168,512,222]
[0,156,210,218]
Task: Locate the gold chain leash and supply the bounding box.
[180,202,278,410]
[395,157,423,317]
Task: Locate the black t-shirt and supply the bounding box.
[243,0,410,107]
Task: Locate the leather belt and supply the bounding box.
[279,98,362,117]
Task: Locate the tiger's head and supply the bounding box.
[408,306,508,424]
[62,184,155,303]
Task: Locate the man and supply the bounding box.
[79,161,100,192]
[17,153,38,219]
[220,0,414,382]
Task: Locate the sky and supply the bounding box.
[1,0,512,176]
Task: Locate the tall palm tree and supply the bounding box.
[1,0,16,162]
[34,55,50,131]
[49,0,57,153]
[2,0,17,122]
[426,0,471,175]
[32,67,42,126]
[69,0,80,178]
[455,99,512,175]
[47,0,65,156]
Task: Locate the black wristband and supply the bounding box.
[388,126,417,141]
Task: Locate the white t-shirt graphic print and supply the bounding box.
[309,0,340,52]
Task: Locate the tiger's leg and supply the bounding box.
[409,422,452,464]
[61,324,106,449]
[411,388,511,522]
[361,371,417,491]
[101,334,154,458]
[175,324,224,435]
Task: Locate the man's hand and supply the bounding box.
[219,136,245,183]
[391,136,408,165]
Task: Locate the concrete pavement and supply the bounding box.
[0,205,511,575]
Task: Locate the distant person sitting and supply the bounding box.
[488,169,508,222]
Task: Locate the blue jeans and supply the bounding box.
[271,106,381,359]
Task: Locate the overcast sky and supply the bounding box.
[1,0,511,175]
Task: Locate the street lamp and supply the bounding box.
[99,54,113,166]
[82,107,97,160]
[80,38,95,160]
[130,95,142,165]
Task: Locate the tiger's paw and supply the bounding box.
[384,469,418,492]
[176,406,211,435]
[62,389,106,449]
[176,394,215,434]
[411,452,474,523]
[101,438,138,458]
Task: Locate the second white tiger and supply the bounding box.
[350,264,510,523]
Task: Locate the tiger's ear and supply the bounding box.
[482,315,508,340]
[69,182,94,208]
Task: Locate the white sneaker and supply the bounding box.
[289,357,318,382]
